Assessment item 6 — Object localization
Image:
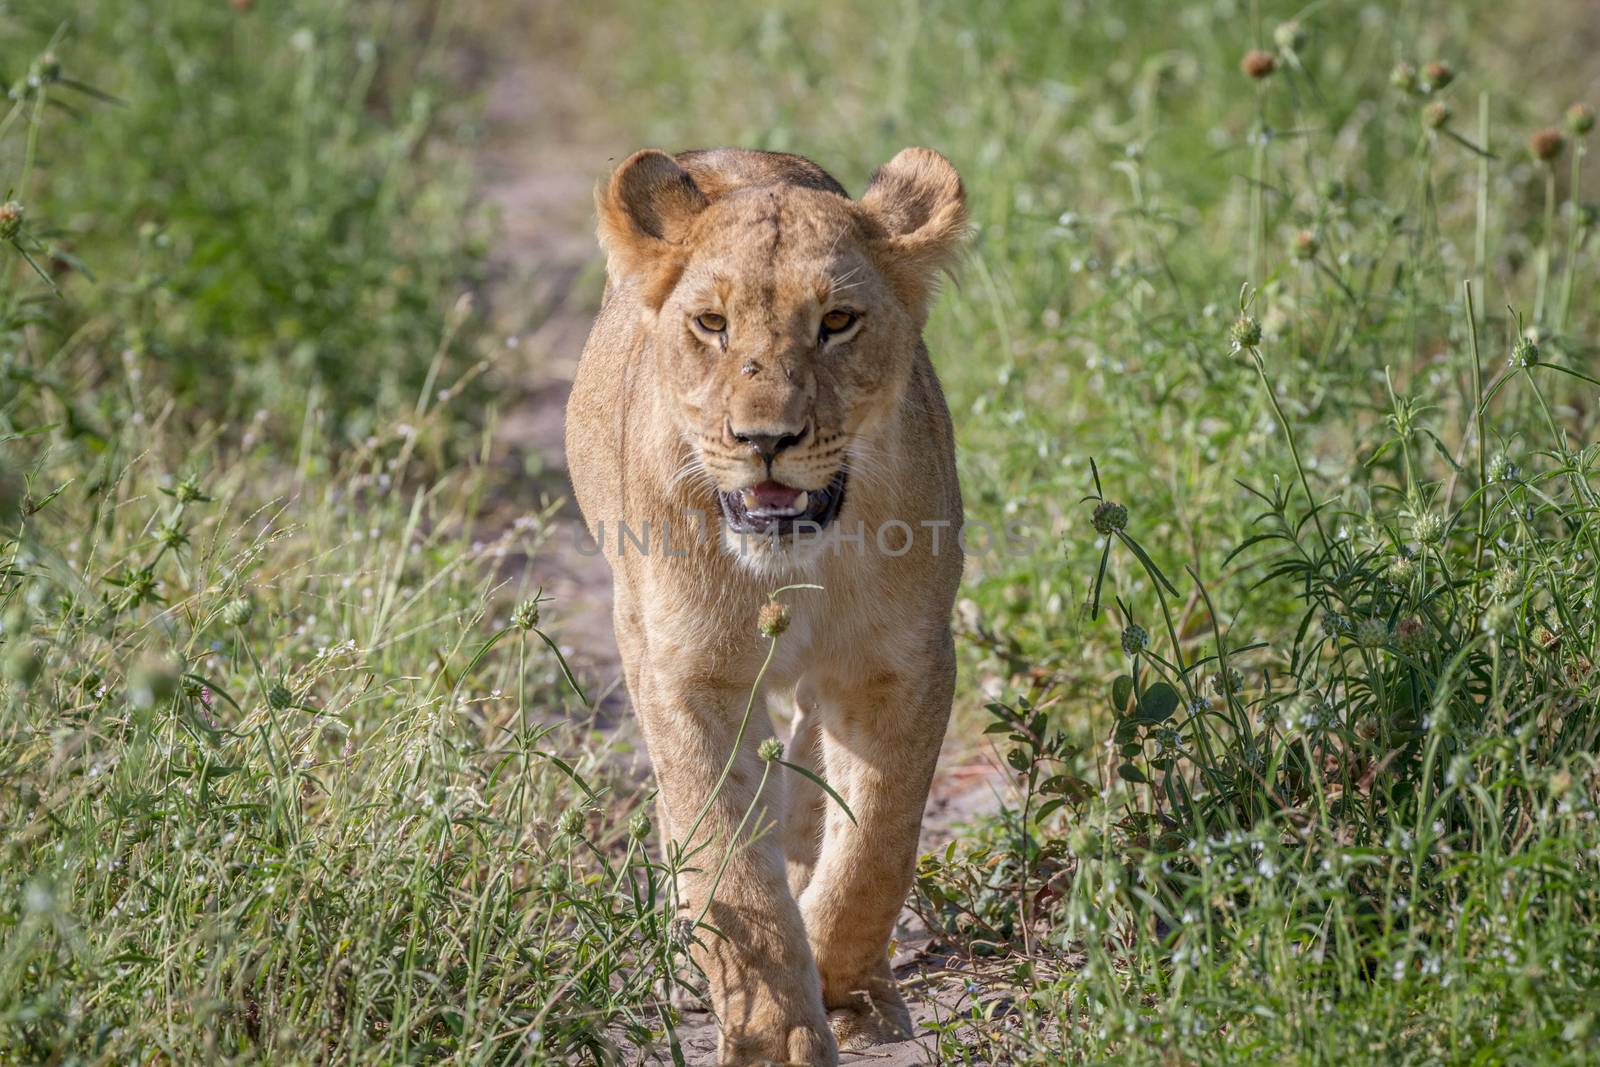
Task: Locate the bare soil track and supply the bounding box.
[478,19,1008,1063]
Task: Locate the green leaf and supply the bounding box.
[1117,531,1180,596]
[532,626,591,708]
[777,759,857,825]
[1111,674,1134,713]
[1117,763,1148,783]
[1137,682,1181,724]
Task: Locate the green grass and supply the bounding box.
[5,0,1600,1062]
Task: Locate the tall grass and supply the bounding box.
[1,4,678,1061]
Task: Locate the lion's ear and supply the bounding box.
[859,147,968,320]
[596,149,709,307]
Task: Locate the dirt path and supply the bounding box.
[478,18,1008,1063]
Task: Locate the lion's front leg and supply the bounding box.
[637,665,836,1067]
[797,642,956,1051]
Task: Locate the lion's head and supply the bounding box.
[596,147,966,545]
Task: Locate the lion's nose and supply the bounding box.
[730,423,807,463]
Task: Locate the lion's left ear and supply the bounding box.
[858,147,968,320]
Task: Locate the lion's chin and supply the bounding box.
[716,468,848,538]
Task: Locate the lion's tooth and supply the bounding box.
[741,488,760,510]
[792,491,809,512]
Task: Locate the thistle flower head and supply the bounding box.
[757,737,784,762]
[1510,336,1539,368]
[267,682,294,711]
[1422,100,1452,130]
[1395,615,1430,655]
[1207,667,1245,696]
[1390,62,1418,93]
[1421,60,1454,91]
[1529,128,1566,162]
[1385,555,1417,583]
[33,53,61,84]
[628,810,652,840]
[1091,500,1128,535]
[1411,511,1445,544]
[758,601,791,637]
[1567,103,1595,136]
[1353,617,1390,649]
[1231,315,1263,350]
[511,598,541,631]
[1487,452,1519,483]
[1241,50,1277,79]
[1273,21,1307,53]
[170,475,209,504]
[1292,229,1319,259]
[1120,623,1149,657]
[0,201,23,242]
[222,598,254,627]
[1490,564,1521,602]
[556,807,585,837]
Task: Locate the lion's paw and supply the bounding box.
[826,988,914,1052]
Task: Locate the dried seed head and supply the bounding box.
[757,737,784,762]
[668,916,697,950]
[1529,127,1566,162]
[1091,500,1128,535]
[1390,62,1418,93]
[757,601,790,638]
[1231,315,1263,350]
[1292,229,1319,259]
[1396,615,1429,655]
[1421,61,1453,91]
[1241,49,1277,79]
[1567,103,1595,136]
[1120,623,1149,657]
[1422,100,1452,130]
[0,201,22,242]
[1207,667,1246,695]
[1273,21,1307,53]
[1510,336,1539,368]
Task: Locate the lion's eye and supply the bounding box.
[694,312,727,333]
[820,309,857,337]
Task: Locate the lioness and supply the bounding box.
[565,145,966,1066]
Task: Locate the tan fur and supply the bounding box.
[566,146,966,1066]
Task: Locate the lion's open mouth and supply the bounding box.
[718,469,848,537]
